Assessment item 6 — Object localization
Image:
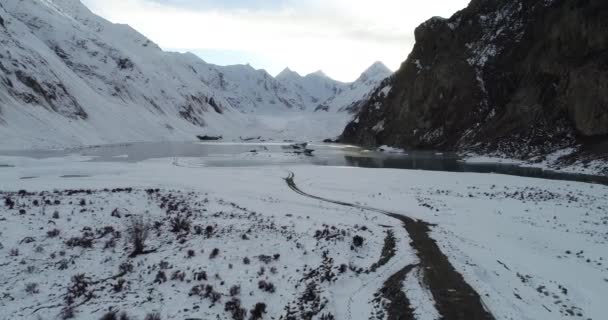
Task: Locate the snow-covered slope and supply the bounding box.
[0,0,391,149]
[320,61,392,113]
[276,62,392,113]
[0,0,248,149]
[276,68,343,111]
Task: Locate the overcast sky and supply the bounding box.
[81,0,469,82]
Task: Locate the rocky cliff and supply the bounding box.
[343,0,608,167]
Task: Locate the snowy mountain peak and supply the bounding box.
[358,61,392,81]
[315,61,393,113]
[307,70,329,79]
[276,67,301,80]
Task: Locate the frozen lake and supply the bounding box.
[1,141,606,184]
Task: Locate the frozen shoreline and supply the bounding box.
[462,150,608,177]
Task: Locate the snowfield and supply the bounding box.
[0,153,607,320]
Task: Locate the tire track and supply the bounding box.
[284,172,495,320]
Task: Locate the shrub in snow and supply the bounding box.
[257,255,272,264]
[47,229,61,238]
[193,284,222,303]
[249,303,267,320]
[25,282,39,295]
[99,311,132,320]
[154,271,167,284]
[352,235,365,248]
[100,311,134,320]
[57,259,69,270]
[209,248,220,259]
[144,313,161,320]
[225,298,246,320]
[65,274,91,305]
[159,260,170,269]
[128,216,149,257]
[243,257,250,265]
[257,280,275,293]
[171,270,186,281]
[113,279,125,292]
[193,271,207,281]
[210,291,222,303]
[119,262,134,275]
[169,215,191,233]
[205,225,214,238]
[4,197,15,209]
[229,285,241,296]
[66,233,94,248]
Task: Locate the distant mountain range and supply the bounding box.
[0,0,391,149]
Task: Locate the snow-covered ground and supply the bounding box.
[0,111,351,151]
[1,152,606,320]
[463,148,608,176]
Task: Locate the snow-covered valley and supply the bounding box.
[1,145,607,320]
[1,0,608,319]
[0,0,391,150]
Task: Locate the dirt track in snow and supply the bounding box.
[285,172,495,320]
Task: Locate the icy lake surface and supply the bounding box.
[1,141,606,184]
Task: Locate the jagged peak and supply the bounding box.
[276,67,301,80]
[357,61,392,82]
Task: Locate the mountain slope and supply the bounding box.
[319,61,392,113]
[276,68,344,111]
[0,0,390,149]
[0,0,248,149]
[342,0,608,172]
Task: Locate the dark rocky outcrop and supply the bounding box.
[343,0,608,163]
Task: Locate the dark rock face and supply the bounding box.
[343,0,608,160]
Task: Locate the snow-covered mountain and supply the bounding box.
[319,61,392,113]
[276,68,343,111]
[0,0,390,149]
[276,62,392,113]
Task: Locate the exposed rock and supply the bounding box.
[196,135,222,141]
[343,0,608,163]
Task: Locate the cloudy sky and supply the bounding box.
[81,0,469,81]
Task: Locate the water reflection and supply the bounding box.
[343,154,608,185]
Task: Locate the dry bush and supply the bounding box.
[128,216,150,257]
